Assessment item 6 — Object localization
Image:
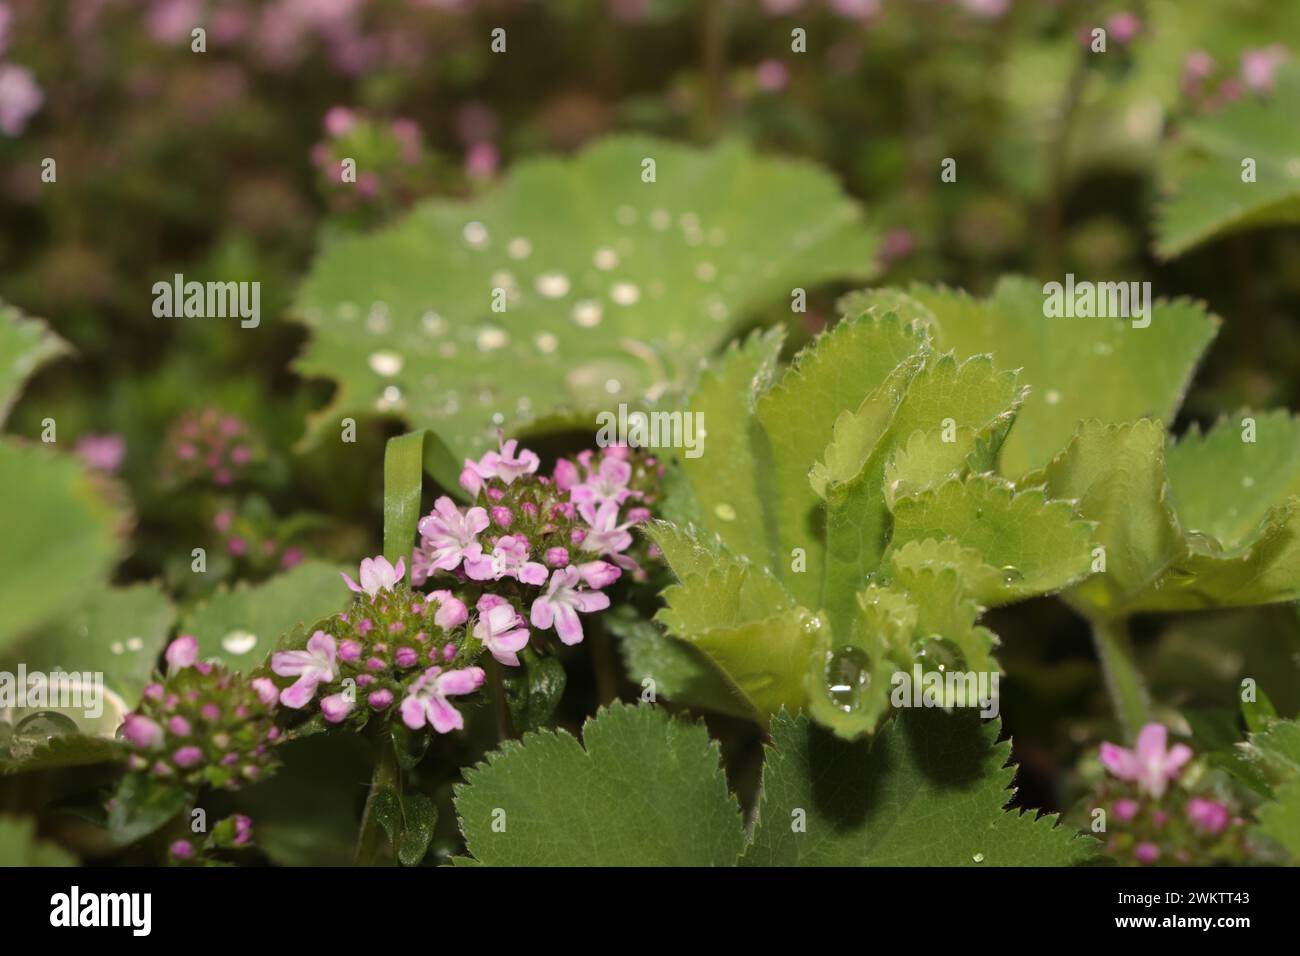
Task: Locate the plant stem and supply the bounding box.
[488,657,513,741]
[354,732,399,867]
[1090,616,1151,740]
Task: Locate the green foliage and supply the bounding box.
[1155,67,1300,259]
[651,313,1093,737]
[0,302,68,426]
[1229,715,1300,860]
[294,136,878,478]
[840,278,1219,477]
[454,703,745,866]
[0,815,76,866]
[743,710,1098,866]
[0,442,126,653]
[179,560,351,667]
[1038,414,1300,617]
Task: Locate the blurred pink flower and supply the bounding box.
[756,59,789,92]
[1106,12,1141,45]
[76,433,125,472]
[0,4,12,57]
[0,63,42,135]
[147,0,203,44]
[322,105,356,137]
[1181,50,1216,97]
[465,141,499,181]
[959,0,1009,19]
[1241,45,1287,93]
[830,0,880,19]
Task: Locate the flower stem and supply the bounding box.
[354,733,399,866]
[1091,616,1151,740]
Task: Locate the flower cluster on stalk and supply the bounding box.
[1090,723,1244,865]
[266,440,662,736]
[118,635,280,790]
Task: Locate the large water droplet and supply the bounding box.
[825,647,871,713]
[1185,529,1223,554]
[221,630,258,656]
[1000,565,1024,586]
[972,852,985,863]
[15,711,78,739]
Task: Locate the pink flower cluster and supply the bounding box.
[310,106,424,203]
[266,440,661,737]
[1092,723,1242,865]
[1181,44,1289,110]
[161,407,260,488]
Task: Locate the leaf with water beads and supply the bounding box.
[293,136,878,480]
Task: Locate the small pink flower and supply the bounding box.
[428,589,469,629]
[170,839,195,860]
[271,630,338,708]
[368,689,394,710]
[1134,841,1159,864]
[464,534,549,586]
[473,595,531,666]
[251,677,278,706]
[415,496,488,577]
[323,105,356,137]
[756,59,789,92]
[577,499,634,556]
[1099,723,1192,798]
[232,814,253,846]
[173,745,203,768]
[121,714,164,750]
[75,433,125,472]
[530,566,611,646]
[1106,12,1141,45]
[1241,45,1287,93]
[320,692,353,724]
[1113,798,1140,823]
[465,141,499,180]
[571,455,634,507]
[400,666,485,733]
[166,635,200,673]
[341,554,405,598]
[1186,797,1230,834]
[460,439,540,494]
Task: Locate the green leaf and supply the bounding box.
[1042,416,1300,616]
[179,560,351,668]
[756,312,929,608]
[107,772,187,846]
[0,441,125,653]
[742,709,1098,866]
[0,302,69,427]
[844,279,1219,476]
[503,648,567,733]
[5,584,176,729]
[294,136,877,464]
[0,815,76,866]
[1256,780,1300,860]
[455,702,744,866]
[1,730,122,776]
[395,793,437,867]
[1155,67,1300,259]
[383,429,464,560]
[608,605,754,721]
[887,475,1094,604]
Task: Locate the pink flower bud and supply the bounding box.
[168,716,192,736]
[368,689,394,710]
[121,714,164,750]
[251,677,278,706]
[545,546,570,567]
[173,746,204,768]
[320,693,353,724]
[166,635,199,672]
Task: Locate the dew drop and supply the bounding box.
[714,503,737,521]
[573,300,604,327]
[110,641,124,655]
[462,221,489,248]
[422,311,446,335]
[610,282,641,306]
[221,631,258,655]
[438,342,458,359]
[368,350,404,376]
[376,385,404,411]
[649,209,671,231]
[1242,475,1255,488]
[593,247,619,271]
[972,852,985,864]
[696,262,717,282]
[476,326,509,352]
[491,412,505,425]
[15,711,78,738]
[1045,389,1061,405]
[824,647,871,713]
[535,271,571,299]
[535,331,560,353]
[506,237,532,260]
[615,205,637,225]
[1000,565,1024,586]
[126,637,143,652]
[605,379,622,395]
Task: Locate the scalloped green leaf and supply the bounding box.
[0,442,126,654]
[1042,416,1300,616]
[293,136,878,471]
[887,475,1094,604]
[0,302,69,427]
[843,278,1219,477]
[454,702,744,866]
[179,560,351,668]
[742,709,1098,866]
[1155,67,1300,259]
